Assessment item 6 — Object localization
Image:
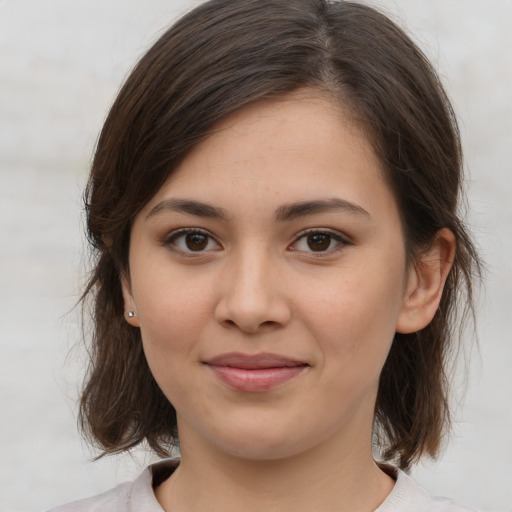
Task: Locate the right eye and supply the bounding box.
[164,228,221,254]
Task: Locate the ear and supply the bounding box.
[396,228,456,334]
[121,273,140,328]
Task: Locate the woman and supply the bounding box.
[51,0,481,510]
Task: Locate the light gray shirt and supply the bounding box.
[47,459,479,512]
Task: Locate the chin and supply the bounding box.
[216,437,307,462]
[202,417,321,462]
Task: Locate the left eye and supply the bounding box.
[291,231,346,253]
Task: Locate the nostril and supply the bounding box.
[220,317,281,333]
[221,319,242,329]
[214,290,292,333]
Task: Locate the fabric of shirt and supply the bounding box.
[47,459,479,512]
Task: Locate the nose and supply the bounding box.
[214,248,291,334]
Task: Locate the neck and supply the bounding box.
[155,426,394,512]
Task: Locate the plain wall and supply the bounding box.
[0,1,510,511]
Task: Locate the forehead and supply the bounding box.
[142,92,394,220]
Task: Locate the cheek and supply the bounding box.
[132,265,215,359]
[299,258,405,373]
[133,277,215,408]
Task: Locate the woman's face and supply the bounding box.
[124,92,417,461]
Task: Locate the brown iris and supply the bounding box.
[307,233,331,251]
[186,233,209,251]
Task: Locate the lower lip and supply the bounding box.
[207,365,306,392]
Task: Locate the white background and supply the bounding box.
[0,1,510,511]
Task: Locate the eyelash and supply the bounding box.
[162,228,221,255]
[289,229,349,255]
[161,228,349,256]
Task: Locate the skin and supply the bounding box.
[123,92,455,512]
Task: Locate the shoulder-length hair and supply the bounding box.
[79,0,481,470]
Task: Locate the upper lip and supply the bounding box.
[204,352,308,369]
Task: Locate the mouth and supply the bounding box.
[203,353,309,392]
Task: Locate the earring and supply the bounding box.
[125,310,136,319]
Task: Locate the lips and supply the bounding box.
[204,353,309,392]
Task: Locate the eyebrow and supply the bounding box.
[146,197,370,222]
[274,198,370,222]
[146,198,230,220]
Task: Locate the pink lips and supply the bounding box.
[204,353,308,392]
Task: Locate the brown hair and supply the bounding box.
[79,0,481,470]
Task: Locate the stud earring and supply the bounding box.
[125,311,136,319]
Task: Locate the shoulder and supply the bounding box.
[47,480,131,512]
[376,469,481,512]
[46,459,178,512]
